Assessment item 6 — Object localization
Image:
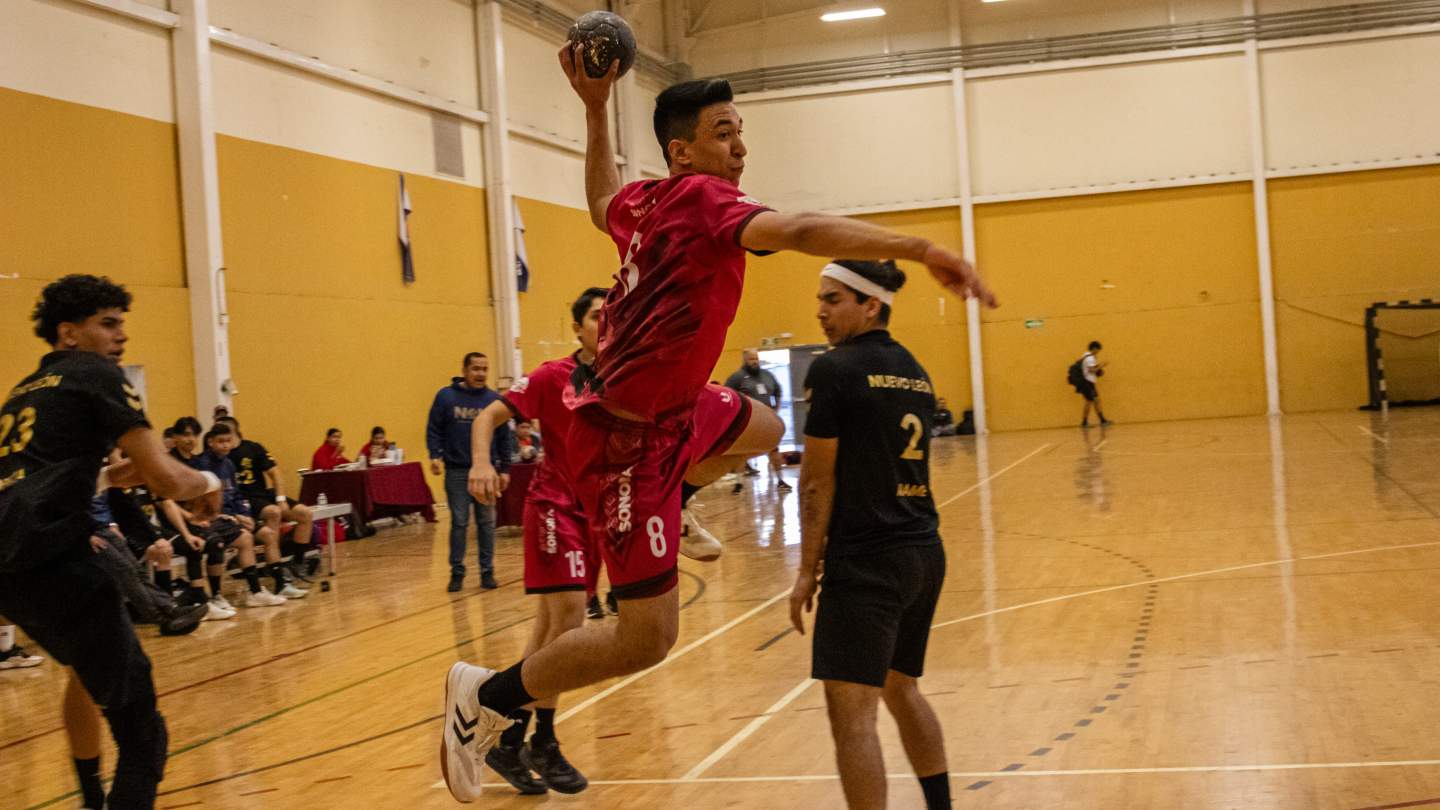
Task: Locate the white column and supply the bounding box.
[170,0,233,418]
[476,0,524,380]
[948,4,988,434]
[1244,1,1282,415]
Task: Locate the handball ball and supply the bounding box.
[568,11,637,79]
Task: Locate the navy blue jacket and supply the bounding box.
[427,379,514,471]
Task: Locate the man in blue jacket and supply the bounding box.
[428,352,515,592]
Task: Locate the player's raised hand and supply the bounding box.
[467,462,502,505]
[558,42,618,109]
[922,243,998,308]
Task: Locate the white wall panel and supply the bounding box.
[502,20,591,145]
[967,54,1250,197]
[509,137,588,210]
[1262,34,1440,172]
[213,49,484,186]
[735,84,960,213]
[0,0,173,122]
[210,0,479,107]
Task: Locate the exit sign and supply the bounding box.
[1024,319,1044,329]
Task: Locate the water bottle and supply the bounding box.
[317,492,328,506]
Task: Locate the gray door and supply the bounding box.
[786,344,829,446]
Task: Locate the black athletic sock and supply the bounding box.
[207,575,223,597]
[477,660,536,717]
[73,756,104,808]
[532,707,556,747]
[499,708,531,749]
[918,772,951,809]
[154,569,171,593]
[680,481,701,508]
[267,563,286,590]
[242,566,260,594]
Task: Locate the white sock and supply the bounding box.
[0,625,15,652]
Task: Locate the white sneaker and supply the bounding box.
[0,644,45,669]
[245,589,287,608]
[441,662,513,803]
[203,601,237,621]
[680,509,722,562]
[277,583,309,599]
[212,594,235,612]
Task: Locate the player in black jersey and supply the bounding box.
[791,260,953,810]
[0,275,221,810]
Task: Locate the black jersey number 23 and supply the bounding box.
[0,407,38,458]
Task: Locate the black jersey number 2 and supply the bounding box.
[899,413,925,461]
[0,407,38,458]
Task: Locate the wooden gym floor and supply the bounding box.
[4,409,1440,809]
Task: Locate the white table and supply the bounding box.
[309,501,353,578]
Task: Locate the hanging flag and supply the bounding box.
[513,198,530,293]
[398,173,415,284]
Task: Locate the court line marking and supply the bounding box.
[586,758,1440,785]
[687,443,1055,780]
[1359,426,1391,444]
[934,443,1053,509]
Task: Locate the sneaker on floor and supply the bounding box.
[212,594,235,612]
[0,645,45,669]
[159,604,209,636]
[440,662,514,803]
[277,583,309,599]
[680,509,722,562]
[288,561,315,583]
[520,738,588,794]
[480,572,499,590]
[776,479,793,492]
[586,595,603,620]
[484,743,548,795]
[1100,418,1113,426]
[606,592,619,616]
[203,601,236,621]
[447,574,463,593]
[245,589,287,608]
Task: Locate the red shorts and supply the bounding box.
[567,406,692,600]
[522,497,592,595]
[690,383,752,462]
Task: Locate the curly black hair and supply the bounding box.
[32,274,132,344]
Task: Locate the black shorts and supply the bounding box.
[191,519,244,547]
[812,543,946,687]
[0,550,156,710]
[1076,380,1098,401]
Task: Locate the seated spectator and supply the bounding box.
[514,420,542,462]
[165,487,281,612]
[358,426,397,464]
[170,416,203,464]
[213,404,230,422]
[195,422,307,601]
[218,416,317,581]
[311,428,350,471]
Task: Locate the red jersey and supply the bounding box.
[502,353,586,507]
[586,173,771,423]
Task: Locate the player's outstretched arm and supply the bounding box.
[114,426,217,502]
[558,43,621,233]
[467,399,515,504]
[741,211,998,307]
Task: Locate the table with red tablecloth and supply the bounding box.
[299,462,437,533]
[496,462,537,529]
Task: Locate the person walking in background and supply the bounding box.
[1069,341,1112,428]
[724,349,792,492]
[427,352,515,592]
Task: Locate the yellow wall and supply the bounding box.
[975,184,1266,430]
[217,135,495,482]
[1269,165,1440,412]
[514,197,617,370]
[0,87,194,420]
[727,208,973,408]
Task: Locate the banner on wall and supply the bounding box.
[513,198,530,293]
[398,173,415,285]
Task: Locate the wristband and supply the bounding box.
[200,471,222,494]
[276,495,288,502]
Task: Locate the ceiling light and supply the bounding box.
[821,7,886,22]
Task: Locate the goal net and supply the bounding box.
[1365,300,1440,409]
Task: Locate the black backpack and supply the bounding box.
[1066,356,1087,388]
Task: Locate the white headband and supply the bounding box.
[821,263,895,306]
